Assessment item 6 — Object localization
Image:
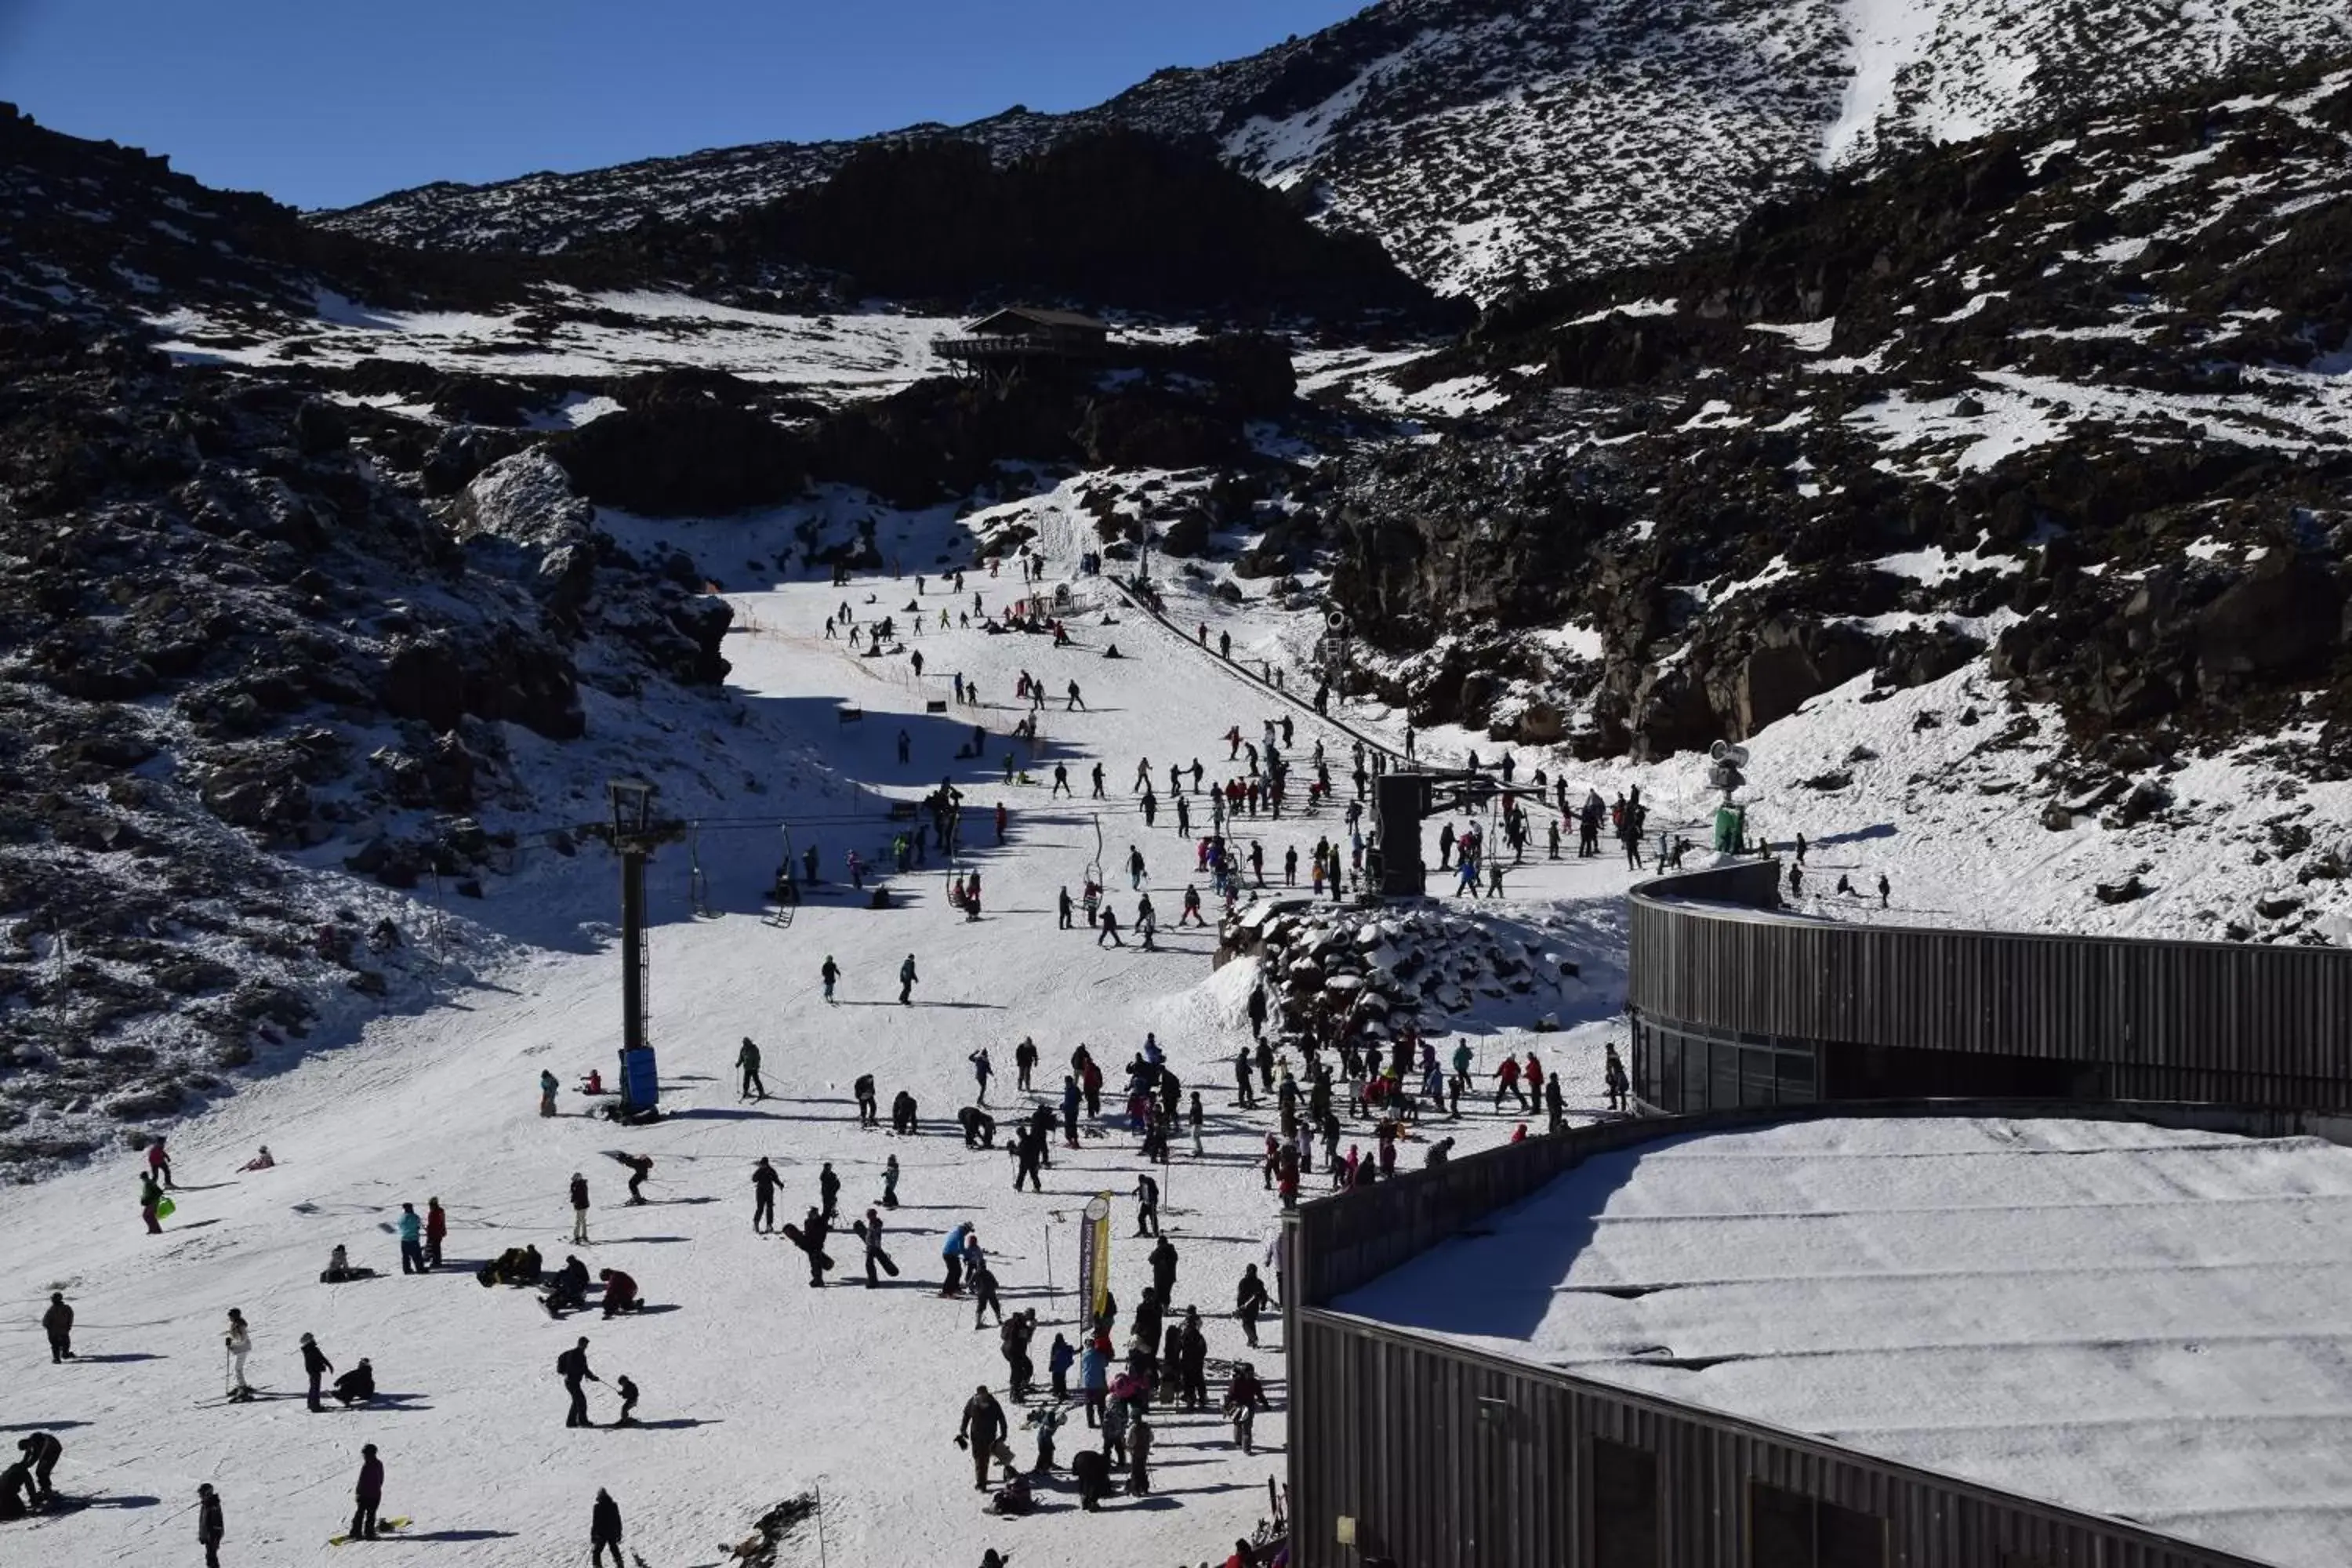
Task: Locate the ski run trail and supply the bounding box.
[2,531,1639,1568]
[12,495,2350,1566]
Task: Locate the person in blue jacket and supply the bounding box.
[942,1221,972,1296]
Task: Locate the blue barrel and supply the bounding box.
[619,1046,659,1111]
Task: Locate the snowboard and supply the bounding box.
[779,1223,834,1269]
[328,1517,410,1545]
[154,1196,176,1221]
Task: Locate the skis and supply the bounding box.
[328,1518,410,1545]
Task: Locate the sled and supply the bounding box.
[328,1517,410,1545]
[154,1196,176,1221]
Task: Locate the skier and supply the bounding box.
[397,1203,425,1274]
[41,1292,71,1363]
[751,1157,782,1232]
[350,1444,385,1542]
[558,1337,599,1428]
[223,1308,253,1402]
[898,953,919,1006]
[736,1036,767,1099]
[568,1172,590,1244]
[591,1489,624,1568]
[301,1331,333,1412]
[615,1374,640,1427]
[821,956,841,1004]
[197,1483,225,1568]
[1098,905,1123,947]
[16,1432,60,1508]
[942,1221,973,1295]
[1134,1171,1160,1237]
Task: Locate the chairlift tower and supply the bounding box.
[607,779,683,1122]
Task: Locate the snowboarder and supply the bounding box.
[591,1489,624,1568]
[301,1331,333,1412]
[568,1172,590,1244]
[751,1156,781,1232]
[793,1206,834,1287]
[350,1444,385,1542]
[41,1292,71,1363]
[898,953,919,1006]
[558,1337,599,1428]
[736,1036,767,1099]
[857,1209,897,1287]
[197,1483,225,1568]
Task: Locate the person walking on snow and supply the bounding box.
[1098,906,1124,947]
[1127,845,1145,890]
[569,1172,591,1245]
[898,954,919,1006]
[147,1134,175,1190]
[969,1048,993,1106]
[590,1489,624,1568]
[196,1483,224,1568]
[1133,1172,1160,1237]
[1236,1263,1271,1348]
[41,1293,72,1363]
[821,955,841,1004]
[736,1036,767,1099]
[958,1385,1014,1492]
[140,1170,164,1234]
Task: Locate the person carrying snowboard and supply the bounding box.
[736,1037,766,1100]
[751,1157,781,1232]
[794,1207,833,1288]
[856,1208,896,1287]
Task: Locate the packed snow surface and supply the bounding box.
[1338,1115,2352,1566]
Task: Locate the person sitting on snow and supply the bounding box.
[240,1145,275,1171]
[332,1357,376,1406]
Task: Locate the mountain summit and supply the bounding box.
[319,0,2352,299]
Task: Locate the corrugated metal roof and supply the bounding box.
[962,307,1110,333]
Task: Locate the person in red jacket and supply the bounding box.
[598,1269,640,1318]
[1524,1052,1545,1099]
[1493,1055,1526,1111]
[424,1199,447,1268]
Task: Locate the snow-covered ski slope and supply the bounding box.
[3,532,1639,1568]
[1340,1114,2352,1568]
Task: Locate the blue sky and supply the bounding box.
[0,0,1367,210]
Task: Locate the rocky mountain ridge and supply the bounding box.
[317,0,2352,300]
